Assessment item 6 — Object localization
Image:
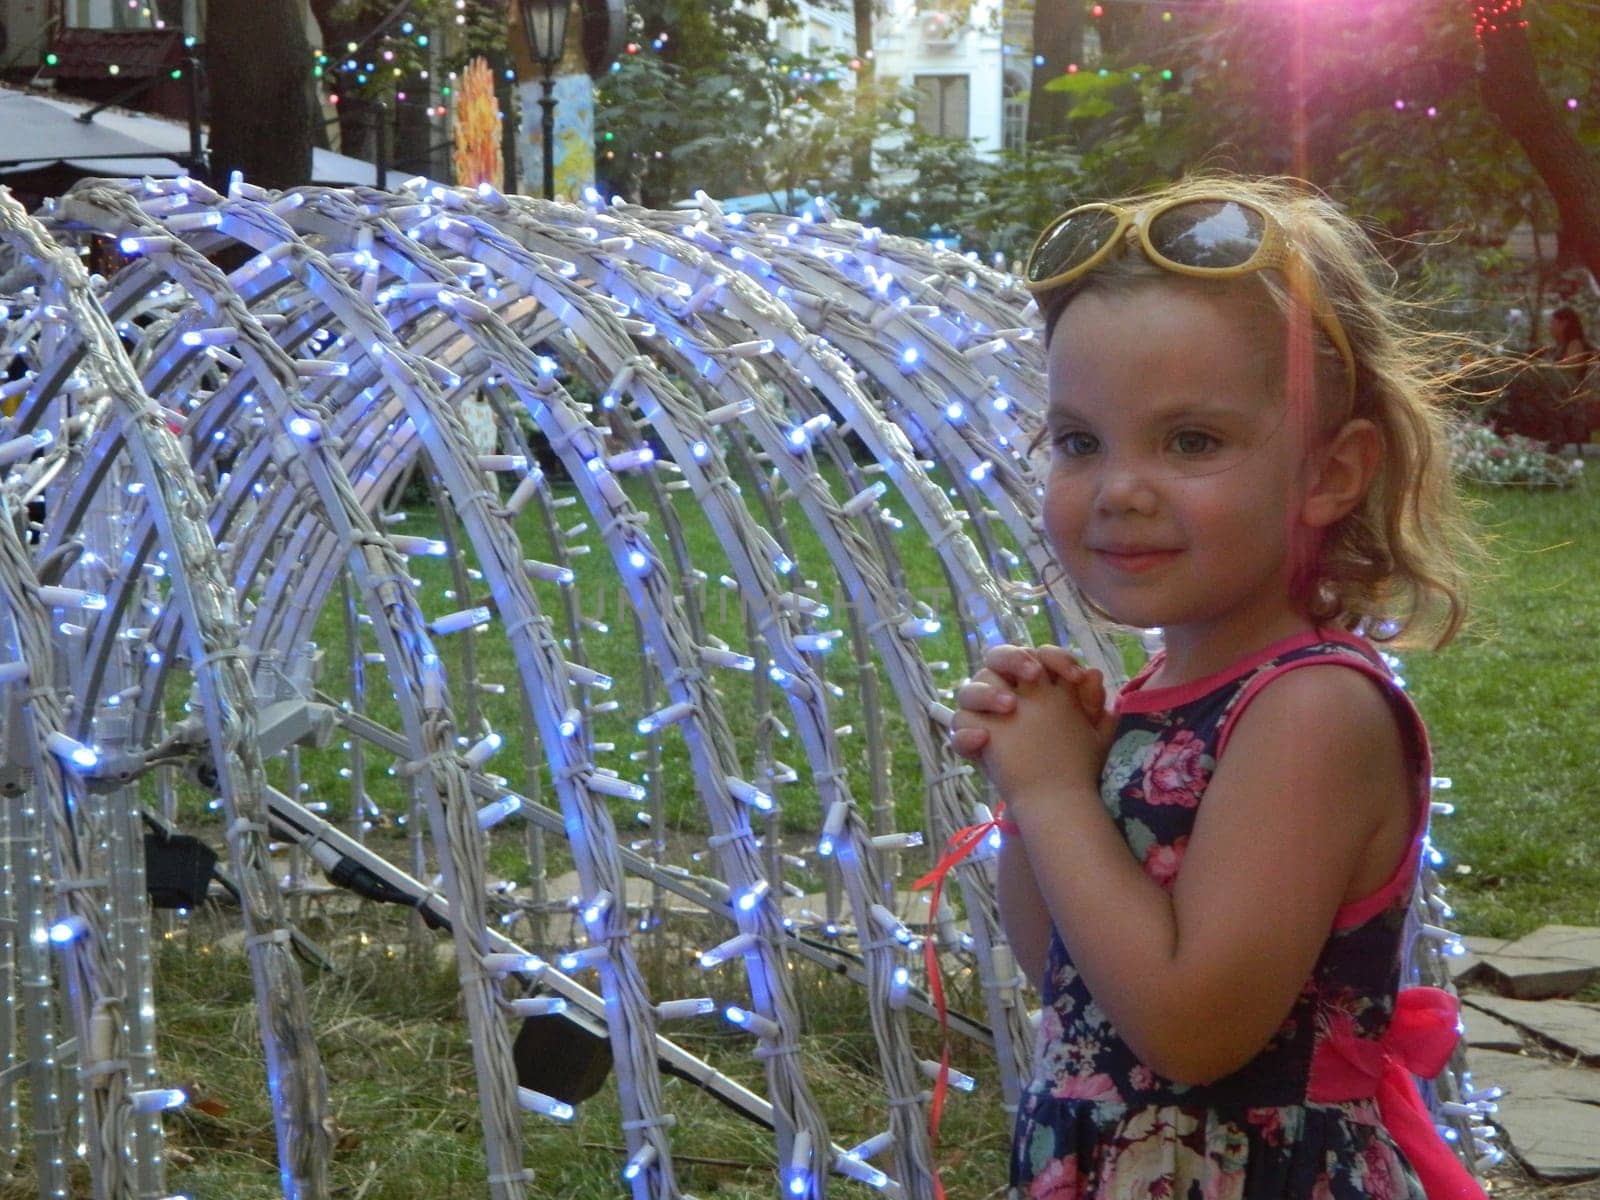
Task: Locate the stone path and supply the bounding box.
[1452,925,1600,1192]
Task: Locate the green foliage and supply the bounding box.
[937,0,1600,301]
[595,0,895,208]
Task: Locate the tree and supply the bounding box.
[850,0,875,185]
[1011,0,1599,290]
[206,0,316,188]
[594,0,906,209]
[1025,0,1083,143]
[1477,9,1600,280]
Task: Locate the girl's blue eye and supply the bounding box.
[1055,431,1099,457]
[1173,430,1217,455]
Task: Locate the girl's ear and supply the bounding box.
[1301,419,1380,529]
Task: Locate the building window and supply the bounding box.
[914,74,970,139]
[1003,71,1028,152]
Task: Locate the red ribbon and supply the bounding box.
[1307,986,1487,1199]
[910,808,1018,1198]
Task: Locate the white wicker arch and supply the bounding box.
[0,176,1497,1200]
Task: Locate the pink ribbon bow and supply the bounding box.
[1307,986,1487,1200]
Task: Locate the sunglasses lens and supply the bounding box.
[1146,200,1266,269]
[1027,208,1122,284]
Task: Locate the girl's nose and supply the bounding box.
[1094,466,1160,516]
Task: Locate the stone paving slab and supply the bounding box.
[1466,924,1600,999]
[1463,1003,1527,1052]
[1470,1048,1600,1106]
[1491,1095,1600,1181]
[1466,995,1600,1061]
[1499,926,1600,970]
[1452,935,1511,983]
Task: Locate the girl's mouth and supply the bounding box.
[1093,547,1182,573]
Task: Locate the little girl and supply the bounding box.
[950,177,1484,1199]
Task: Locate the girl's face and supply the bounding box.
[1042,284,1328,672]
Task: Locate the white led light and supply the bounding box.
[637,701,694,735]
[558,945,607,972]
[482,953,545,977]
[734,880,770,913]
[390,535,449,557]
[786,1128,813,1197]
[586,773,647,801]
[429,606,491,635]
[621,1142,657,1182]
[517,1087,575,1121]
[698,932,758,969]
[46,732,99,771]
[704,398,757,425]
[817,800,850,857]
[36,586,107,611]
[523,558,576,585]
[475,795,522,830]
[850,1130,895,1161]
[0,429,53,466]
[919,1058,975,1091]
[723,1004,781,1040]
[506,996,567,1018]
[463,732,503,769]
[833,1151,891,1189]
[724,775,774,812]
[607,447,656,472]
[129,1088,187,1113]
[654,997,716,1021]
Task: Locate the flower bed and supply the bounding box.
[1447,420,1585,488]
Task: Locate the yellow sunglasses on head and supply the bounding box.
[1025,197,1357,406]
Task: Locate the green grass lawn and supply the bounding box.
[127,462,1596,1198]
[1401,469,1600,939]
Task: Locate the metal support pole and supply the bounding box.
[539,72,556,200]
[375,97,389,191]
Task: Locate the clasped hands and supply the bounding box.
[948,644,1116,819]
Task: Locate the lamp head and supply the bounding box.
[519,0,573,68]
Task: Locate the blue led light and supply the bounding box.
[48,918,86,944]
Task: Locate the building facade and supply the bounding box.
[772,0,1019,159]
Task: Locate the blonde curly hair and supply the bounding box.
[1031,174,1473,649]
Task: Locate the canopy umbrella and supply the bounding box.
[0,87,194,173]
[0,85,396,191]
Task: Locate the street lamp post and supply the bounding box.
[518,0,572,199]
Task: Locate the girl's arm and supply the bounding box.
[979,664,1413,1086]
[996,835,1053,990]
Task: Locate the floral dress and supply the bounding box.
[1011,629,1435,1200]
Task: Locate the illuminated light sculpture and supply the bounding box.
[0,176,1496,1199]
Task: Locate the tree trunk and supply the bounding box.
[1026,0,1082,142]
[205,0,315,188]
[851,0,874,185]
[1478,16,1600,281]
